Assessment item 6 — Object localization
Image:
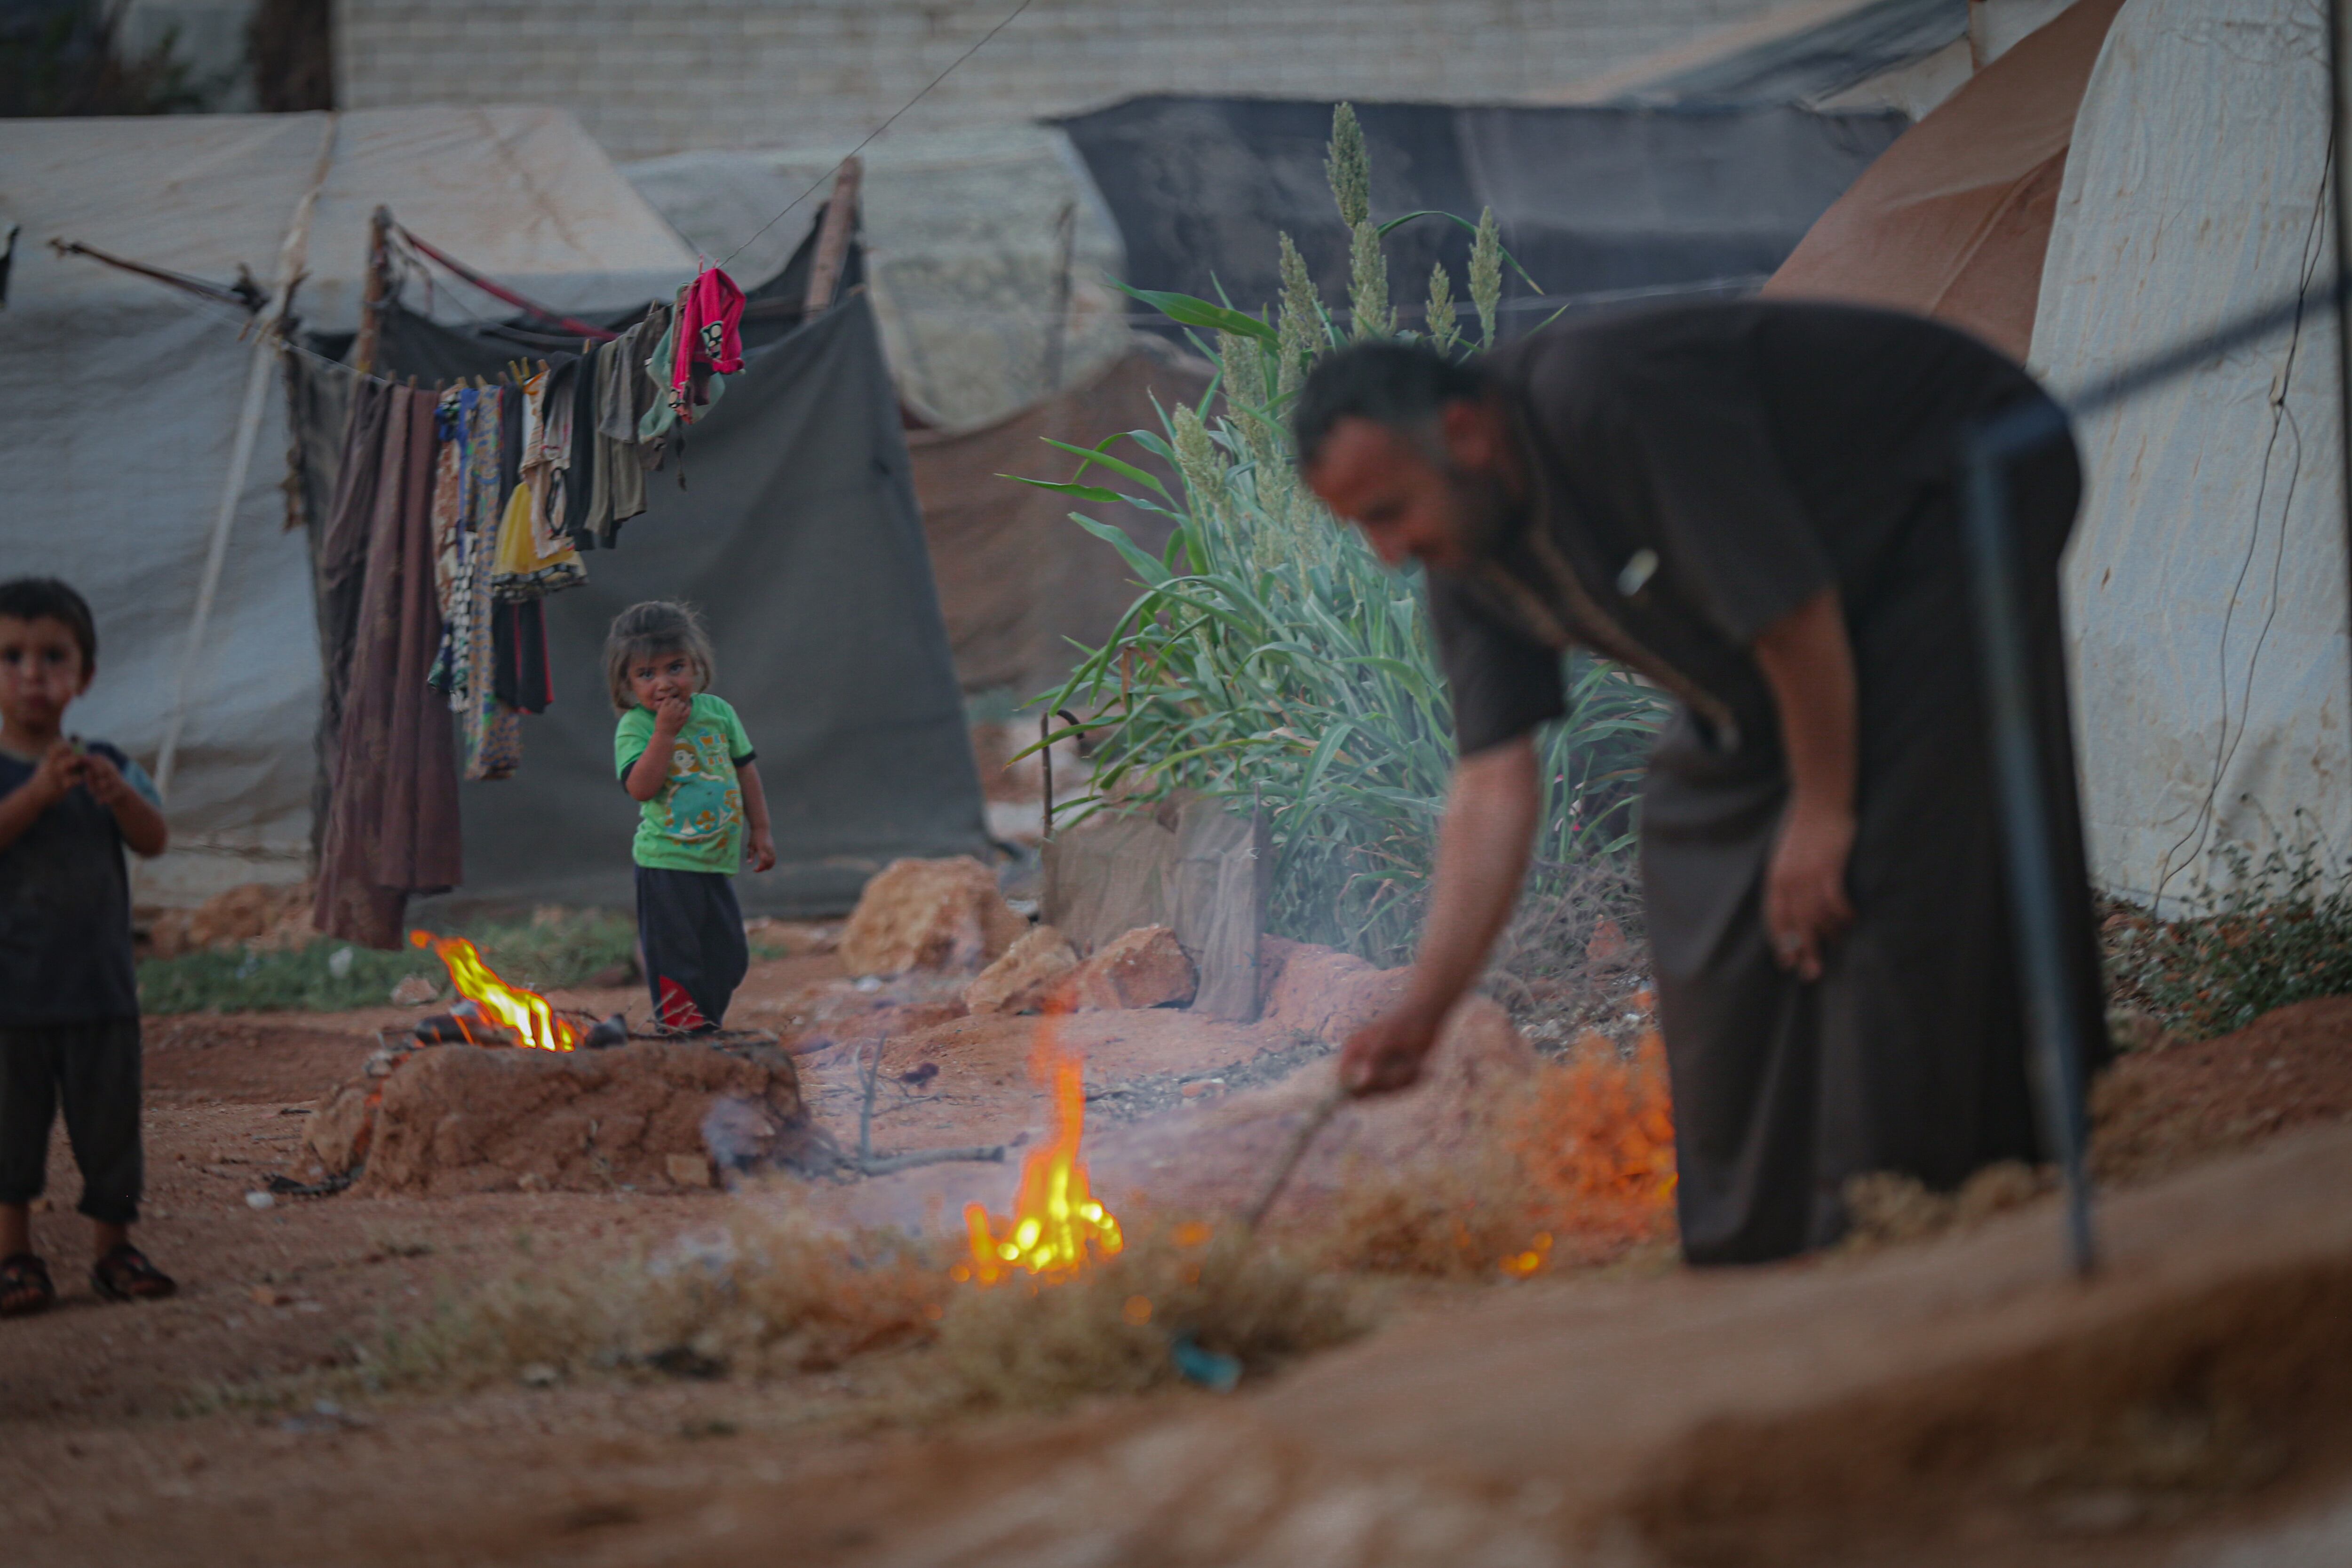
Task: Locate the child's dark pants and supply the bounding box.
[0,1019,143,1224]
[635,867,748,1031]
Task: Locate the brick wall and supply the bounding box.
[335,0,1786,159]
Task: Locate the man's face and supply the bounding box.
[0,614,91,740]
[1303,401,1518,573]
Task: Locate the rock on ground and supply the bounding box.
[839,857,1027,977]
[965,925,1080,1014]
[1055,924,1197,1012]
[1259,937,1409,1041]
[353,1042,811,1196]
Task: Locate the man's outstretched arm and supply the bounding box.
[1340,734,1540,1094]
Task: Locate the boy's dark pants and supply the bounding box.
[635,867,748,1031]
[0,1019,143,1225]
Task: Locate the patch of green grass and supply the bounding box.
[2105,826,2352,1041]
[138,910,639,1015]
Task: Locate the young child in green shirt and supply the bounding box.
[606,602,775,1033]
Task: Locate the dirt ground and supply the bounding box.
[7,956,2352,1565]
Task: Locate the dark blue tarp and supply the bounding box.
[1055,97,1908,336]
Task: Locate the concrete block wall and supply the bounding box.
[335,0,1787,159]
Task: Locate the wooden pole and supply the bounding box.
[1041,199,1075,394]
[2327,0,2352,739]
[351,204,392,374]
[803,158,863,316]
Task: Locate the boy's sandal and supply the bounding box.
[0,1252,55,1317]
[91,1244,175,1303]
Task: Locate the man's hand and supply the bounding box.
[1340,998,1448,1096]
[1339,737,1539,1099]
[1750,587,1860,986]
[1765,800,1855,981]
[745,828,777,874]
[651,693,693,740]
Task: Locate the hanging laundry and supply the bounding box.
[591,303,663,541]
[456,386,517,781]
[671,266,745,417]
[491,598,553,715]
[315,382,464,949]
[426,386,476,697]
[490,478,587,599]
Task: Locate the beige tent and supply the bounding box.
[1760,0,2127,358]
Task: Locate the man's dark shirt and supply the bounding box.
[1428,299,2043,754]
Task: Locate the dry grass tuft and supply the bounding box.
[345,1211,1364,1415]
[372,1211,948,1389]
[933,1221,1372,1410]
[1842,1161,2053,1252]
[1301,1035,1681,1279]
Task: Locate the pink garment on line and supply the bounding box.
[671,267,746,397]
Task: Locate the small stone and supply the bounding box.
[1585,918,1632,970]
[250,1283,291,1306]
[518,1362,562,1388]
[244,1190,276,1211]
[1053,925,1197,1012]
[389,974,438,1007]
[665,1154,715,1188]
[1179,1079,1225,1100]
[838,856,1027,976]
[964,925,1080,1014]
[516,1172,549,1194]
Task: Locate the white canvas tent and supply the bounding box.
[2030,0,2351,907]
[0,106,695,903]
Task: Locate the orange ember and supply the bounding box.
[409,931,579,1051]
[954,1013,1121,1285]
[1502,1028,1680,1272]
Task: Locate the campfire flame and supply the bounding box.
[409,931,579,1052]
[954,1014,1121,1285]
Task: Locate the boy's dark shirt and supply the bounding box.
[0,742,145,1023]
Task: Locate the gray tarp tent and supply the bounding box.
[0,106,696,903]
[1053,96,1909,333]
[308,293,991,918]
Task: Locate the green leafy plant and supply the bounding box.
[2106,820,2352,1040]
[1020,106,1667,964]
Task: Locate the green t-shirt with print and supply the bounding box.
[613,693,755,874]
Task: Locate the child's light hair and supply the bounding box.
[604,601,716,715]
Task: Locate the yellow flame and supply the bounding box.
[955,1014,1121,1285]
[409,931,578,1052]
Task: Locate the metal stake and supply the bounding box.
[1959,433,2096,1278]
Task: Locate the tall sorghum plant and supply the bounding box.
[1021,106,1666,964]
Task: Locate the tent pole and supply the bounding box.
[352,205,393,375]
[152,114,339,809]
[1961,430,2096,1279]
[804,158,863,315]
[2328,0,2352,726]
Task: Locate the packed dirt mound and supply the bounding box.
[351,1042,813,1196]
[2094,994,2352,1184]
[725,1123,2352,1568]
